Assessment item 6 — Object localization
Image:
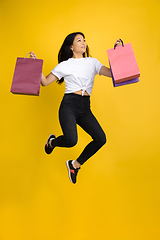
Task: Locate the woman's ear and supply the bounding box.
[70,45,73,51]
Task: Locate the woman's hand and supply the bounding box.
[28,51,58,86]
[114,39,122,48]
[29,51,37,59]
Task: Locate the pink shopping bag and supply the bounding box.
[10,53,43,96]
[109,62,139,87]
[107,40,140,84]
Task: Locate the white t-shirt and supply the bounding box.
[51,57,103,96]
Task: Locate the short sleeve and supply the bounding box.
[51,63,64,80]
[94,58,104,75]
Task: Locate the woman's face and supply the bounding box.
[70,34,87,56]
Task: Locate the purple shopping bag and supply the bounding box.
[10,54,43,96]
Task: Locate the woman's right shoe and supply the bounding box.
[45,134,56,154]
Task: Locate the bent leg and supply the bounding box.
[54,106,78,148]
[76,110,106,165]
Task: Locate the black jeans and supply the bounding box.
[54,93,106,165]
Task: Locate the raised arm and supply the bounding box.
[29,51,58,86]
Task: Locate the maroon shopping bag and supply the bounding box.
[11,54,43,96]
[107,40,140,84]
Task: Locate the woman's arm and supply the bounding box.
[29,52,58,86]
[41,73,58,86]
[99,66,111,78]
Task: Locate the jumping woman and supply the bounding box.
[30,32,121,184]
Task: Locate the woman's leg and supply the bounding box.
[76,110,106,165]
[49,94,82,149]
[51,107,78,148]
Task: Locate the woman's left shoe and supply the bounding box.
[66,160,80,184]
[45,134,56,154]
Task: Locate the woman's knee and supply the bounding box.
[65,136,77,147]
[101,133,107,146]
[97,132,107,147]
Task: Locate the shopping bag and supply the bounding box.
[10,53,43,96]
[107,40,140,84]
[109,62,139,87]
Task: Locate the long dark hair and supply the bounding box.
[57,32,90,84]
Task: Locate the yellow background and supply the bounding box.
[0,0,160,239]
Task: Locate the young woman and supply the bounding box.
[30,32,121,184]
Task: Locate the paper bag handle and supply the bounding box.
[114,39,124,50]
[24,52,37,59]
